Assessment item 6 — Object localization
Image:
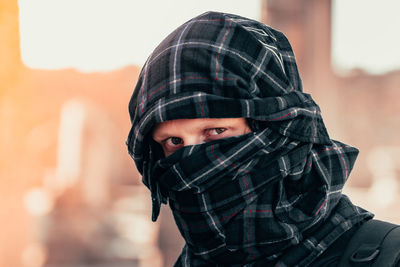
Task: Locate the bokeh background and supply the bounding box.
[1,0,400,266]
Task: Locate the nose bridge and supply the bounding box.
[183,134,204,146]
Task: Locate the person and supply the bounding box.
[126,11,398,266]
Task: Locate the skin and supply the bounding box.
[152,118,251,157]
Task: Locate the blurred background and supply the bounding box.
[1,0,400,266]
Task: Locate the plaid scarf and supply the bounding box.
[126,11,372,266]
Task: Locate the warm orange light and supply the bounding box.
[23,188,54,216]
[21,242,47,267]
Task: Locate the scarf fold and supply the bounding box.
[126,11,372,266]
[152,127,370,266]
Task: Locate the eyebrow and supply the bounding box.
[152,128,169,141]
[152,132,169,142]
[152,126,183,141]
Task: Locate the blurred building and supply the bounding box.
[262,0,400,222]
[1,1,159,266]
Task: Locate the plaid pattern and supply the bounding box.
[126,12,372,266]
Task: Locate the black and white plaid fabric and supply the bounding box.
[126,11,372,266]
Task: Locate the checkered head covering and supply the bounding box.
[126,11,372,266]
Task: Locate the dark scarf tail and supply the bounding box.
[126,11,373,266]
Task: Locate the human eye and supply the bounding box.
[205,128,227,140]
[164,137,183,147]
[161,137,184,155]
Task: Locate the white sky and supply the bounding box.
[18,0,261,72]
[18,0,400,74]
[332,0,400,74]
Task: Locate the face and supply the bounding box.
[152,118,251,157]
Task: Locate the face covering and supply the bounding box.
[126,11,372,266]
